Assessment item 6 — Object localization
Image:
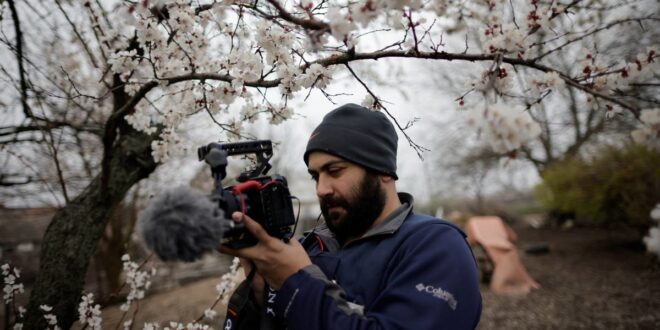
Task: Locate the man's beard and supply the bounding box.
[320,171,386,244]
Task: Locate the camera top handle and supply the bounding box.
[197,140,274,185]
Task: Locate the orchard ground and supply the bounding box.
[79,219,660,330]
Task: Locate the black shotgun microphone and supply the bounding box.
[139,186,228,262]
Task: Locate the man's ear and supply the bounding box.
[380,175,395,184]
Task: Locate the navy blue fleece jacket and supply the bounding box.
[267,193,482,329]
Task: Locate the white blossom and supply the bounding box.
[269,105,294,125]
[542,71,564,89]
[163,321,209,330]
[350,1,381,27]
[644,226,660,260]
[136,18,163,45]
[385,11,406,30]
[108,50,139,76]
[256,23,296,66]
[119,254,156,312]
[466,102,541,153]
[143,322,161,330]
[604,104,623,119]
[326,7,356,41]
[652,204,660,221]
[204,308,218,320]
[3,264,24,303]
[631,109,660,151]
[78,293,103,330]
[621,48,659,83]
[361,94,380,110]
[150,127,189,163]
[527,71,565,99]
[167,5,195,31]
[215,257,244,305]
[277,64,303,95]
[228,50,264,83]
[483,23,527,55]
[211,83,238,106]
[471,66,513,95]
[225,117,244,140]
[644,204,660,261]
[41,306,58,327]
[126,105,157,134]
[300,64,334,89]
[241,102,262,123]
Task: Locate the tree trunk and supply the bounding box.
[97,196,140,304]
[24,127,158,329]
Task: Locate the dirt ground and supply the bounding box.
[90,223,660,329]
[478,223,660,330]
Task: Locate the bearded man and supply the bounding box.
[220,103,482,329]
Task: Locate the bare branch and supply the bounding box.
[32,95,70,203]
[344,63,429,159]
[0,174,34,186]
[7,0,31,118]
[264,0,328,31]
[54,0,99,68]
[98,48,643,124]
[3,148,64,207]
[533,16,659,61]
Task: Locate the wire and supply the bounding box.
[290,195,301,237]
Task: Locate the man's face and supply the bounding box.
[307,152,386,243]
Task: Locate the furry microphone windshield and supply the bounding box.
[139,186,227,262]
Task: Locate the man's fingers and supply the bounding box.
[232,212,275,244]
[218,244,261,260]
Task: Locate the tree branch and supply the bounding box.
[54,0,99,68]
[102,49,642,131]
[533,16,659,61]
[7,0,31,118]
[264,0,328,31]
[344,63,429,159]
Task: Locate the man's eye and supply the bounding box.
[310,174,318,182]
[328,168,343,176]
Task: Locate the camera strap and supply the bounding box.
[223,267,260,330]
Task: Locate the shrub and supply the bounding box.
[536,144,660,229]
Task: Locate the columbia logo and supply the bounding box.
[416,283,458,310]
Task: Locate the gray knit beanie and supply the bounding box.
[303,103,398,179]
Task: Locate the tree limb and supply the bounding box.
[264,0,328,31]
[54,0,99,68]
[533,16,659,61]
[7,0,31,118]
[143,50,642,116]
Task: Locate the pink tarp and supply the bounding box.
[466,216,540,294]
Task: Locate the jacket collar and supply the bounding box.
[311,193,414,247]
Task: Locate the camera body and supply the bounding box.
[198,140,296,249]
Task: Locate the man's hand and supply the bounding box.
[218,212,312,290]
[239,258,265,306]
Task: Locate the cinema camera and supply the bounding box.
[197,140,296,249]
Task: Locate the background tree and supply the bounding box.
[418,0,659,198]
[0,0,657,328]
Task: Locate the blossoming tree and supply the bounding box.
[0,0,658,328]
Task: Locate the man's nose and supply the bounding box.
[315,177,333,198]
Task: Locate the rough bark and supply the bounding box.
[23,126,157,329]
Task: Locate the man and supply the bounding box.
[219,103,482,329]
